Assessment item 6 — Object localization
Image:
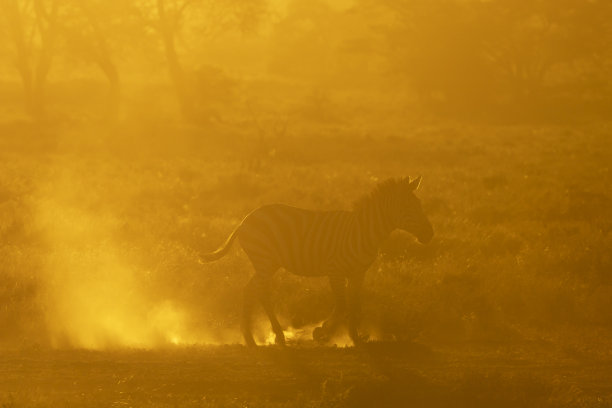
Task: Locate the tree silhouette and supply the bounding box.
[374,0,612,118]
[1,0,61,119]
[133,0,266,122]
[62,0,132,119]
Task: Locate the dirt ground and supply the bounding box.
[2,336,612,407]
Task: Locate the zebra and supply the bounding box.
[201,176,434,347]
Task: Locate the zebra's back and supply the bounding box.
[236,204,355,276]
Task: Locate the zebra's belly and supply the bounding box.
[271,249,335,277]
[282,261,335,277]
[283,251,377,278]
[239,236,335,276]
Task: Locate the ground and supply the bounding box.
[2,336,612,407]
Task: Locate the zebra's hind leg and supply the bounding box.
[314,276,347,344]
[242,270,284,347]
[241,276,259,347]
[258,276,285,346]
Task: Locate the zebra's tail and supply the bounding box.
[199,224,240,263]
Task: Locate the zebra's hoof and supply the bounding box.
[313,326,330,344]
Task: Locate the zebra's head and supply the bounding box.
[395,176,434,244]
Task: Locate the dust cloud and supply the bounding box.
[33,166,202,348]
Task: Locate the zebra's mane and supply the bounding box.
[352,177,406,213]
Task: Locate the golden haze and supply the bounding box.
[0,0,611,406]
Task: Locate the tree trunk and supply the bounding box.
[162,30,195,120]
[16,47,50,121]
[16,60,34,116]
[31,52,52,120]
[97,57,121,120]
[30,0,58,121]
[5,2,36,118]
[156,0,195,121]
[81,3,122,121]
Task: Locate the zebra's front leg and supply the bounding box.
[313,275,346,343]
[347,274,368,346]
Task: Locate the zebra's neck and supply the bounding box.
[352,196,396,256]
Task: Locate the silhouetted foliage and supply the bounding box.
[374,0,612,120]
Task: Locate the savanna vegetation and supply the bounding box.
[0,0,611,407]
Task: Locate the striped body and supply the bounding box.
[201,177,433,347]
[238,204,381,278]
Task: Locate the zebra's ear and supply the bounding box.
[408,176,422,191]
